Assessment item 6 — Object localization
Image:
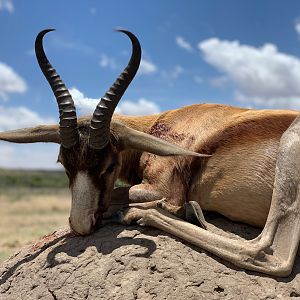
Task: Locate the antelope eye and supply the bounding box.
[106,163,116,173]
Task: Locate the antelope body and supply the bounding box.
[1,29,300,277]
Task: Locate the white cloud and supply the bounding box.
[198,38,300,109]
[99,54,157,75]
[0,105,58,170]
[115,98,160,115]
[0,143,61,170]
[0,0,14,13]
[90,7,97,15]
[209,76,229,87]
[162,65,184,83]
[295,21,300,35]
[138,58,157,75]
[0,62,27,100]
[51,36,94,56]
[0,145,14,158]
[99,55,157,75]
[70,87,160,116]
[170,65,184,79]
[26,49,35,56]
[70,88,99,115]
[235,93,300,110]
[176,36,193,52]
[0,106,55,131]
[194,76,203,84]
[99,54,117,70]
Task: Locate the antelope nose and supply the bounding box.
[68,214,96,236]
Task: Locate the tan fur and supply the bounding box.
[111,104,298,227]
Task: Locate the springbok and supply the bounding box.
[1,29,300,277]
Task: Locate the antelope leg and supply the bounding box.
[119,115,300,277]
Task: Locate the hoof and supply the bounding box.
[112,211,124,223]
[137,218,146,226]
[102,211,125,225]
[156,198,167,209]
[184,201,207,229]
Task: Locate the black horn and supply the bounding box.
[35,29,79,148]
[88,29,141,149]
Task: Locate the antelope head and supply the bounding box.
[0,29,209,235]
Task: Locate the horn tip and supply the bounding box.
[44,28,55,34]
[114,27,126,32]
[39,28,56,36]
[197,153,212,158]
[36,28,56,40]
[114,28,139,46]
[114,27,131,36]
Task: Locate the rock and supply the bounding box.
[0,218,300,300]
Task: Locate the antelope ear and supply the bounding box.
[0,125,60,144]
[111,121,211,158]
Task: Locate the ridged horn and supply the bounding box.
[35,29,79,148]
[88,29,141,150]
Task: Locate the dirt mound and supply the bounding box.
[1,219,300,300]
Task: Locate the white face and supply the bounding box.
[69,171,100,235]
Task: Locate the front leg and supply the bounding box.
[129,183,163,203]
[103,185,165,221]
[109,185,207,227]
[109,184,207,229]
[129,183,186,219]
[108,184,165,207]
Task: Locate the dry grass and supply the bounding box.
[0,188,70,263]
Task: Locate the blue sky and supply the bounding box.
[1,0,300,169]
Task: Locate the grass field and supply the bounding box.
[0,169,70,263]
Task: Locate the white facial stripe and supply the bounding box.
[71,172,99,209]
[69,171,100,235]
